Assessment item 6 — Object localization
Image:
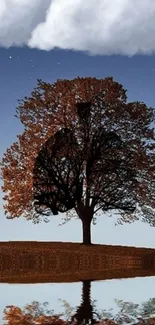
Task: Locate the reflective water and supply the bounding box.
[0,241,155,324]
[1,274,155,324]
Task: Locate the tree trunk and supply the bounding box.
[82,218,91,245]
[75,201,93,245]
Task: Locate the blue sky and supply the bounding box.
[0,0,155,322]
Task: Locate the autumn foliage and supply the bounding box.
[2,304,67,324]
[0,77,155,239]
[3,299,155,325]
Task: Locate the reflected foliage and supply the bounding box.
[2,301,67,325]
[2,281,155,325]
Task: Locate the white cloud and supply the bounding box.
[0,0,155,56]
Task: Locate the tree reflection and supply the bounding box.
[68,280,99,324]
[2,300,67,325]
[2,281,155,324]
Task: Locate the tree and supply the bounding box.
[0,77,155,244]
[32,127,84,216]
[32,109,137,244]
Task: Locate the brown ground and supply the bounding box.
[2,240,155,253]
[0,241,155,283]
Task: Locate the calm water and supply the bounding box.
[1,275,155,324]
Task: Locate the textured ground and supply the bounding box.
[0,241,155,283]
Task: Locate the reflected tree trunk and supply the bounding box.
[70,280,98,324]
